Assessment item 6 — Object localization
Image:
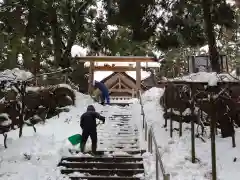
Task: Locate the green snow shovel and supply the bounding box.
[68,134,82,146]
[67,122,103,146]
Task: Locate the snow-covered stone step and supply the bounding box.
[111,114,132,117]
[104,124,131,126]
[109,121,132,124]
[99,143,139,148]
[98,138,138,142]
[99,142,139,146]
[68,150,146,156]
[98,132,137,136]
[119,129,136,132]
[99,134,138,138]
[59,113,146,180]
[109,103,131,106]
[105,134,138,139]
[109,119,131,121]
[61,156,143,163]
[113,124,131,127]
[101,131,138,134]
[110,120,131,123]
[98,114,140,151]
[103,126,132,129]
[69,176,141,180]
[61,168,144,176]
[59,162,144,169]
[99,145,140,149]
[116,131,138,134]
[99,137,138,140]
[98,140,138,145]
[99,138,138,141]
[103,135,138,138]
[59,155,145,179]
[58,155,144,180]
[99,146,140,150]
[99,128,137,131]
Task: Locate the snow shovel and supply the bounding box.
[67,122,103,146]
[68,134,82,146]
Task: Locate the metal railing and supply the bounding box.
[138,90,170,180]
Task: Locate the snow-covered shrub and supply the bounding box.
[53,84,76,106]
[160,79,240,139]
[25,84,76,119]
[0,113,12,131]
[25,87,43,109]
[4,88,18,101]
[0,68,76,135]
[0,68,33,82]
[0,113,12,148]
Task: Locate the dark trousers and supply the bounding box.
[101,92,110,105]
[80,130,97,153]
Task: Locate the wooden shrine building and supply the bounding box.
[75,56,158,98]
[95,72,147,100]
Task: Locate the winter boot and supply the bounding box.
[91,142,97,155]
[80,142,86,153]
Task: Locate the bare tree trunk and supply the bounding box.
[202,0,220,72]
[48,5,63,67]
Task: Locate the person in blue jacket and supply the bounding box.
[93,80,110,105]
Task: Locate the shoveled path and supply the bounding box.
[58,110,146,180]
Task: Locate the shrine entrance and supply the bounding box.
[75,56,158,96]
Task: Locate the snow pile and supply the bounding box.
[130,88,165,150]
[173,72,240,86]
[208,72,218,86]
[0,68,33,82]
[142,152,156,180]
[230,70,238,77]
[26,86,42,92]
[0,90,142,180]
[2,81,240,179]
[133,87,240,180]
[0,91,102,180]
[140,87,163,103]
[0,135,71,180]
[221,72,240,81]
[0,113,12,127]
[71,45,88,57]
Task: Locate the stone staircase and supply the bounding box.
[58,114,146,180]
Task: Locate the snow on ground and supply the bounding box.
[0,89,143,180]
[0,92,114,180]
[172,71,240,86]
[0,68,33,82]
[110,96,137,104]
[131,87,240,180]
[2,69,240,179]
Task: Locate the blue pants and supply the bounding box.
[102,92,110,105]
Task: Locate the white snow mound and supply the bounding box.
[0,68,33,82]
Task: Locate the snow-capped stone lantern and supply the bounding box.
[187,55,228,73]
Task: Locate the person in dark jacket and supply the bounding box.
[80,105,105,154]
[93,80,110,105]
